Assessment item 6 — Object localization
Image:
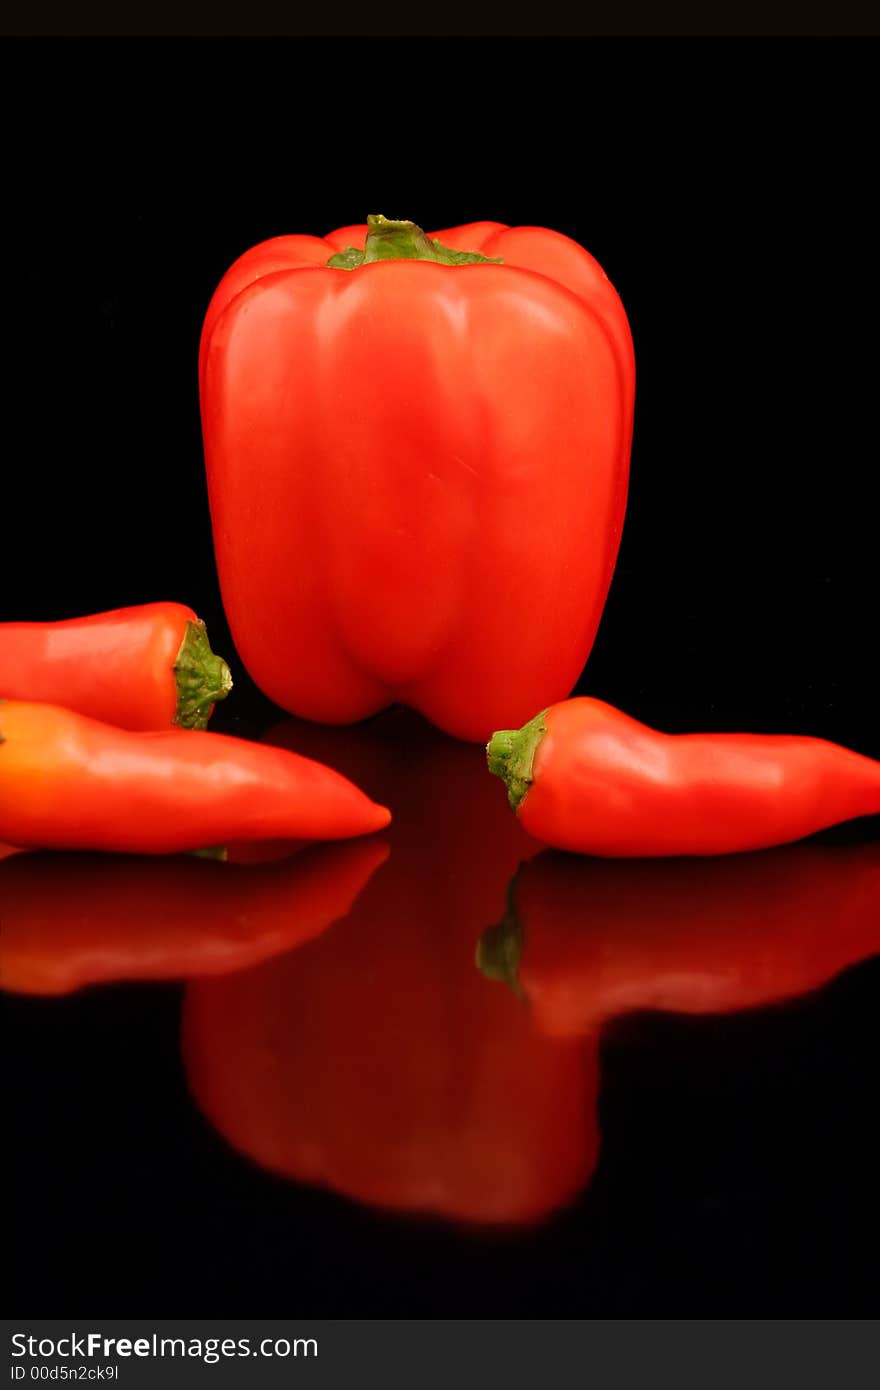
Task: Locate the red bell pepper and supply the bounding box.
[200,215,634,742]
[0,839,386,996]
[183,710,598,1227]
[488,697,880,856]
[0,700,390,854]
[479,842,880,1036]
[0,602,231,731]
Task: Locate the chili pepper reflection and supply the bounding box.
[183,711,599,1228]
[479,842,880,1036]
[0,839,386,996]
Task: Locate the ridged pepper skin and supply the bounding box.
[200,218,634,743]
[0,701,390,854]
[488,698,880,856]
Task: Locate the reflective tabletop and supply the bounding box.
[4,708,880,1315]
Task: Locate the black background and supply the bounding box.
[3,38,877,745]
[3,37,879,1315]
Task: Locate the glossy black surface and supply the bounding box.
[4,705,880,1314]
[5,896,880,1317]
[2,38,879,1315]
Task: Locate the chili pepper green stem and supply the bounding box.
[173,620,233,730]
[327,213,503,270]
[486,709,548,810]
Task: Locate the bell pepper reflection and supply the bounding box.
[182,711,600,1227]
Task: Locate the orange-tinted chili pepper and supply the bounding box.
[183,710,597,1228]
[0,839,387,996]
[488,698,880,856]
[0,602,231,731]
[0,700,390,854]
[479,841,880,1036]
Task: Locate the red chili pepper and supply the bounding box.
[183,710,597,1227]
[479,842,880,1036]
[488,698,880,856]
[0,602,232,731]
[0,700,390,854]
[0,839,387,996]
[200,214,634,742]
